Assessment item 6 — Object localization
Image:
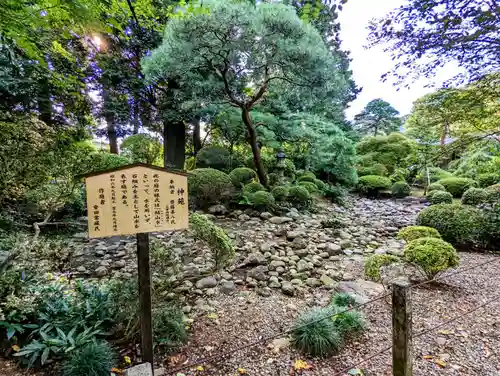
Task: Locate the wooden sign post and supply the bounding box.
[82,163,189,370]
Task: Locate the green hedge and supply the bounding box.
[461,188,488,205]
[357,175,392,197]
[299,181,319,194]
[428,183,445,193]
[397,226,441,242]
[244,181,266,194]
[188,168,234,208]
[229,167,257,188]
[357,163,388,177]
[430,191,453,205]
[288,186,311,204]
[436,177,477,197]
[251,191,275,210]
[477,173,500,188]
[271,186,289,202]
[391,181,411,198]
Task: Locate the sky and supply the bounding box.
[338,0,458,119]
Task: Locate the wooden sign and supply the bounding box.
[84,164,189,238]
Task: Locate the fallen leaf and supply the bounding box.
[11,345,20,352]
[176,374,186,376]
[206,313,218,319]
[484,343,491,358]
[347,369,364,375]
[267,337,290,354]
[237,368,247,374]
[434,359,446,368]
[437,329,453,335]
[423,355,434,360]
[123,356,132,365]
[111,368,123,374]
[294,359,312,370]
[196,365,205,372]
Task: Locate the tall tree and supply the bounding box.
[143,0,348,185]
[353,99,401,136]
[368,0,500,86]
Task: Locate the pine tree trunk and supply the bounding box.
[102,87,119,154]
[242,108,268,186]
[440,121,449,147]
[192,116,202,155]
[132,96,140,135]
[163,120,186,169]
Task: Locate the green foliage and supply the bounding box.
[314,179,327,191]
[185,157,196,171]
[418,167,452,184]
[357,163,388,177]
[291,307,342,357]
[299,181,319,194]
[331,293,356,308]
[364,254,399,281]
[482,202,500,250]
[416,204,484,248]
[267,172,280,187]
[244,182,266,194]
[195,146,232,172]
[357,175,392,197]
[430,191,453,205]
[188,168,234,208]
[297,175,316,183]
[86,152,130,173]
[61,341,115,376]
[321,215,344,229]
[271,186,289,202]
[331,307,365,335]
[477,173,500,188]
[353,99,402,136]
[120,134,162,165]
[250,191,275,211]
[404,237,459,280]
[229,167,257,188]
[391,181,411,198]
[288,186,311,205]
[428,183,446,192]
[486,184,500,203]
[152,306,187,349]
[397,226,441,242]
[189,213,235,270]
[323,184,348,206]
[462,188,488,206]
[437,177,478,198]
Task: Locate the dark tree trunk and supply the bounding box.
[242,108,268,186]
[192,116,202,155]
[132,96,140,135]
[102,87,119,154]
[440,121,449,147]
[163,120,185,169]
[38,77,52,125]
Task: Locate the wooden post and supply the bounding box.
[392,281,412,376]
[137,232,154,370]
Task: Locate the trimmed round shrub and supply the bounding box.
[391,181,411,198]
[62,342,115,376]
[428,183,445,193]
[153,306,187,348]
[244,181,266,194]
[357,175,392,197]
[284,159,296,178]
[196,146,231,171]
[297,174,316,183]
[461,188,488,205]
[251,191,275,210]
[314,179,327,192]
[188,168,234,208]
[288,186,311,204]
[404,237,459,279]
[416,204,484,248]
[291,307,342,357]
[229,167,257,188]
[397,226,441,242]
[271,186,289,202]
[430,191,453,205]
[477,173,500,188]
[299,181,319,194]
[486,184,500,202]
[364,254,399,281]
[357,163,388,177]
[436,177,478,197]
[267,172,280,186]
[297,170,316,180]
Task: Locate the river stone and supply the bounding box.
[268,216,293,224]
[291,237,307,250]
[195,276,218,289]
[248,265,269,281]
[296,259,311,272]
[260,212,273,220]
[208,204,228,215]
[305,277,320,287]
[327,243,342,255]
[242,253,266,266]
[286,231,302,240]
[238,214,251,221]
[281,281,295,296]
[320,274,335,287]
[219,281,236,294]
[95,266,107,277]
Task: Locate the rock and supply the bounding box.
[72,232,88,239]
[113,260,127,269]
[219,281,236,294]
[95,266,108,277]
[195,276,218,289]
[95,250,105,257]
[220,271,232,280]
[257,287,272,297]
[305,277,320,287]
[260,212,273,220]
[115,250,127,258]
[286,231,302,240]
[183,265,200,278]
[320,274,336,287]
[337,280,385,303]
[242,253,266,266]
[327,243,342,256]
[338,230,352,239]
[260,242,274,252]
[296,259,311,272]
[76,266,87,273]
[248,265,269,281]
[268,216,293,224]
[291,237,307,250]
[269,260,286,269]
[124,363,153,376]
[238,214,251,221]
[281,281,295,296]
[339,240,351,249]
[208,204,228,215]
[295,248,309,257]
[269,280,281,289]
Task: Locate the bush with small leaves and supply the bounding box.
[229,167,257,188]
[153,306,187,349]
[196,146,232,171]
[331,293,356,308]
[299,181,319,194]
[250,191,275,211]
[331,306,365,335]
[461,188,488,205]
[271,186,289,202]
[397,226,441,242]
[188,168,234,208]
[430,191,453,205]
[486,184,500,202]
[61,341,115,376]
[357,175,392,197]
[418,167,452,183]
[297,171,316,180]
[425,190,438,201]
[436,177,478,197]
[297,174,316,183]
[288,186,311,205]
[267,172,280,186]
[391,181,411,198]
[244,181,266,194]
[314,179,327,192]
[404,237,459,280]
[477,173,500,188]
[323,184,347,206]
[357,163,388,177]
[428,183,446,193]
[291,307,342,357]
[189,213,235,270]
[184,156,196,171]
[364,254,400,281]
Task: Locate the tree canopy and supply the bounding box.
[353,99,401,136]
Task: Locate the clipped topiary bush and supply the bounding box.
[61,342,115,376]
[436,177,478,198]
[195,146,232,171]
[267,172,280,186]
[428,183,446,193]
[288,186,311,205]
[486,184,500,202]
[244,181,266,194]
[188,168,234,208]
[314,179,327,192]
[404,237,459,279]
[477,173,500,188]
[462,187,488,205]
[357,175,392,197]
[284,159,296,178]
[397,226,441,242]
[271,186,289,202]
[251,191,275,211]
[364,254,400,281]
[357,163,388,177]
[229,167,257,188]
[297,174,316,183]
[416,204,484,248]
[291,307,342,357]
[430,191,453,205]
[391,181,411,198]
[299,181,319,194]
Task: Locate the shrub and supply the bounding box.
[288,186,311,205]
[61,342,115,376]
[397,226,441,242]
[314,179,327,192]
[299,181,319,194]
[188,168,234,208]
[250,191,275,211]
[323,184,347,206]
[436,177,478,197]
[291,307,342,357]
[428,183,446,193]
[477,173,500,188]
[391,181,411,198]
[430,191,453,205]
[271,186,289,202]
[482,202,500,250]
[184,156,196,171]
[357,163,388,177]
[244,181,266,194]
[331,293,356,308]
[364,254,399,281]
[486,184,500,202]
[357,175,392,197]
[419,167,453,183]
[404,237,459,279]
[462,188,488,205]
[267,172,280,186]
[331,306,365,334]
[196,146,232,171]
[229,167,257,188]
[284,159,296,178]
[297,174,316,183]
[120,134,162,165]
[189,213,235,270]
[416,204,484,248]
[87,152,130,173]
[153,306,187,349]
